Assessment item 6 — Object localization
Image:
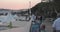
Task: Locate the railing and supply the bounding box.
[29,21,32,32]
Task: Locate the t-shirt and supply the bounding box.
[31,15,36,21]
[52,18,60,30]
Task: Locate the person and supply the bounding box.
[31,14,36,22]
[31,20,40,32]
[30,14,36,32]
[37,16,43,24]
[35,16,43,32]
[31,15,41,32]
[52,18,60,32]
[40,23,46,32]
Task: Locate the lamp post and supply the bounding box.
[29,1,32,20]
[29,1,31,15]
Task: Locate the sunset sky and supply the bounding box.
[0,0,41,10]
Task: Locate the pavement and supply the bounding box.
[0,18,53,32]
[0,20,32,32]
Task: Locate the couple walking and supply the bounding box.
[31,14,46,32]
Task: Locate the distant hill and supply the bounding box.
[0,9,29,15]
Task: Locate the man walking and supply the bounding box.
[52,18,60,32]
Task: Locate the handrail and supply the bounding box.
[29,21,32,32]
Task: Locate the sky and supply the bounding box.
[0,0,41,10]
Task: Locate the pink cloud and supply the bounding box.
[0,0,41,10]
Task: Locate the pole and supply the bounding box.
[29,1,31,20]
[29,1,32,32]
[29,1,31,15]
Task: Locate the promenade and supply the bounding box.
[0,20,32,32]
[0,18,53,32]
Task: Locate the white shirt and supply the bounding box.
[52,18,60,30]
[31,14,36,21]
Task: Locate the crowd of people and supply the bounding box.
[30,14,45,32]
[30,14,60,32]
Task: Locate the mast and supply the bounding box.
[29,1,31,15]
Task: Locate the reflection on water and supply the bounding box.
[0,13,15,22]
[0,13,30,22]
[0,13,30,30]
[0,26,9,31]
[0,13,17,30]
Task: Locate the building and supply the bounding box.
[0,9,11,16]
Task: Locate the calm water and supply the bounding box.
[0,13,16,30]
[0,13,17,22]
[0,13,29,30]
[0,26,9,31]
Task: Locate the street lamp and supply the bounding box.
[29,1,31,15]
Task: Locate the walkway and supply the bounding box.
[0,18,53,32]
[0,20,32,32]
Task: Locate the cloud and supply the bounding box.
[0,0,41,9]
